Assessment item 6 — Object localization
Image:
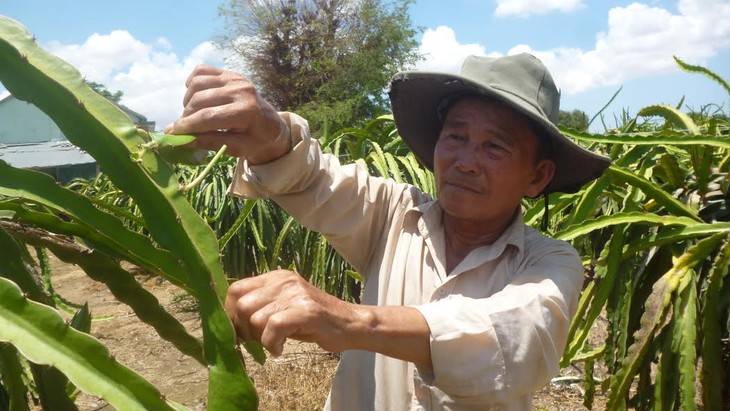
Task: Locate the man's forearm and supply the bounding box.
[349,305,433,369]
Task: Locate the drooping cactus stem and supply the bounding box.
[181,145,228,192]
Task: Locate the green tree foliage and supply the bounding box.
[217,0,422,134]
[559,108,590,131]
[85,80,123,104]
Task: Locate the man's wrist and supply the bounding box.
[342,305,432,368]
[246,114,292,165]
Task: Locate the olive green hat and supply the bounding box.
[388,53,610,194]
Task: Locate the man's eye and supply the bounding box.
[448,134,465,141]
[486,142,505,151]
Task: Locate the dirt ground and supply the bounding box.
[46,254,606,410]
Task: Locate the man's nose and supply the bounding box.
[454,145,479,173]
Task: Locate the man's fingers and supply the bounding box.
[182,74,228,108]
[183,70,251,107]
[166,103,252,135]
[182,86,237,117]
[232,294,272,342]
[227,276,288,342]
[224,271,315,354]
[231,299,255,342]
[191,132,250,157]
[260,310,303,357]
[185,64,224,88]
[225,278,263,341]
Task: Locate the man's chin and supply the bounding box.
[442,186,487,206]
[439,197,485,219]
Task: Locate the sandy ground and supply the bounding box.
[45,253,604,410]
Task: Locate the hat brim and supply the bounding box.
[389,71,610,195]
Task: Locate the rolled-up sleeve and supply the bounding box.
[414,244,583,404]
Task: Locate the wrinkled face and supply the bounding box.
[434,97,555,223]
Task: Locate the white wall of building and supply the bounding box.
[0,96,66,144]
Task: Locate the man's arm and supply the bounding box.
[167,66,422,272]
[226,112,427,273]
[224,243,581,405]
[225,270,432,369]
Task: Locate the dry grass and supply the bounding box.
[244,342,339,410]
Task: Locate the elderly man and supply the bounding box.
[166,53,610,410]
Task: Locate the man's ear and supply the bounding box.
[525,159,556,198]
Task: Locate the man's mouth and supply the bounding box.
[446,180,481,193]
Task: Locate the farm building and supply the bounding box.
[0,93,155,183]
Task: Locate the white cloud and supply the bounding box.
[48,31,151,82]
[155,37,173,50]
[494,0,584,17]
[419,0,730,95]
[551,0,730,93]
[44,32,225,129]
[417,26,491,73]
[187,41,225,65]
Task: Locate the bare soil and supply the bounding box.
[46,254,606,410]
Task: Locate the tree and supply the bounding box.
[559,108,589,131]
[217,0,422,134]
[85,80,123,103]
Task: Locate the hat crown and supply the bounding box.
[460,54,560,125]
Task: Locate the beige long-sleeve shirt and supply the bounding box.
[229,113,584,410]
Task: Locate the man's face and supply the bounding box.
[433,97,555,223]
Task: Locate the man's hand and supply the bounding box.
[225,270,365,356]
[224,270,433,368]
[165,65,291,165]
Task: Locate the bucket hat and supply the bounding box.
[388,53,610,195]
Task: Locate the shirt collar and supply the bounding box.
[490,209,526,261]
[404,200,441,240]
[406,200,527,274]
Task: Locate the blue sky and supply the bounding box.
[1,0,729,130]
